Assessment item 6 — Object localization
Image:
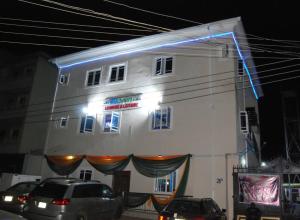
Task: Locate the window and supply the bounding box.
[109,64,126,83]
[80,115,95,133]
[238,60,244,76]
[155,171,177,193]
[86,69,101,86]
[31,183,67,198]
[155,57,173,75]
[103,112,120,133]
[240,111,249,134]
[221,44,229,58]
[72,184,101,198]
[151,106,172,130]
[59,117,68,128]
[59,73,69,85]
[79,170,92,181]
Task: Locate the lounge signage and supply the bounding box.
[104,94,141,111]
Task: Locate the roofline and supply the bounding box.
[51,17,241,68]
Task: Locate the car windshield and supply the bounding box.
[166,200,206,215]
[6,183,38,194]
[31,182,67,198]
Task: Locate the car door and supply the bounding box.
[99,184,117,218]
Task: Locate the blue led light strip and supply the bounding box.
[58,31,259,100]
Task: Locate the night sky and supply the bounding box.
[1,0,300,160]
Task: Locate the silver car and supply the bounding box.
[23,178,123,220]
[0,181,38,214]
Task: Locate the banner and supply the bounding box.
[238,174,280,206]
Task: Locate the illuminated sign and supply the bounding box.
[104,94,141,111]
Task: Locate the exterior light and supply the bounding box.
[141,92,162,112]
[65,155,75,160]
[82,101,101,115]
[261,162,267,167]
[241,156,247,167]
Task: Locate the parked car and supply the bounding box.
[0,209,27,219]
[23,178,123,220]
[158,197,226,220]
[0,181,39,214]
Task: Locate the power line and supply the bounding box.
[23,73,300,125]
[0,16,153,32]
[14,66,300,119]
[103,0,201,25]
[0,40,90,49]
[0,30,120,43]
[16,0,169,32]
[0,22,145,37]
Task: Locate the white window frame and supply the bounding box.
[79,169,93,181]
[154,171,178,194]
[102,111,121,134]
[153,56,174,76]
[59,117,68,128]
[85,68,102,87]
[79,115,95,134]
[59,73,69,85]
[107,63,127,84]
[150,106,173,131]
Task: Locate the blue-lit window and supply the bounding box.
[154,171,177,193]
[103,112,120,133]
[86,69,101,86]
[155,57,173,75]
[80,115,94,133]
[109,64,126,83]
[59,73,69,85]
[151,107,172,130]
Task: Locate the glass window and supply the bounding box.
[151,107,172,130]
[31,183,67,199]
[103,112,120,133]
[100,184,113,197]
[72,184,101,198]
[79,170,92,181]
[155,57,173,75]
[155,171,176,193]
[59,74,69,85]
[166,200,206,215]
[80,115,94,133]
[59,117,68,128]
[86,70,101,86]
[109,64,126,83]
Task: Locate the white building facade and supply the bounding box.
[39,17,263,219]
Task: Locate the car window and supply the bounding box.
[31,183,67,198]
[166,200,206,215]
[7,183,37,194]
[100,184,113,197]
[72,184,102,198]
[204,200,221,214]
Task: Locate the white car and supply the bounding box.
[0,210,27,219]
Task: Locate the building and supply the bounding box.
[41,17,263,219]
[0,52,57,175]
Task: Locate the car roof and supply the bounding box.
[41,178,101,185]
[172,197,214,202]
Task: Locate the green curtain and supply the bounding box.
[151,155,191,212]
[45,155,84,176]
[86,155,131,175]
[132,155,189,177]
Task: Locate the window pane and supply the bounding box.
[165,57,173,74]
[156,58,162,75]
[32,183,67,199]
[118,66,125,81]
[80,117,86,133]
[110,67,117,82]
[104,113,112,132]
[94,71,101,85]
[154,110,161,130]
[85,116,94,132]
[72,184,101,198]
[87,72,94,86]
[111,112,120,132]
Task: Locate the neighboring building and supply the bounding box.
[41,17,263,219]
[0,52,57,175]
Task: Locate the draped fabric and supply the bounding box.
[86,155,131,175]
[132,155,188,177]
[45,155,84,176]
[151,155,191,212]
